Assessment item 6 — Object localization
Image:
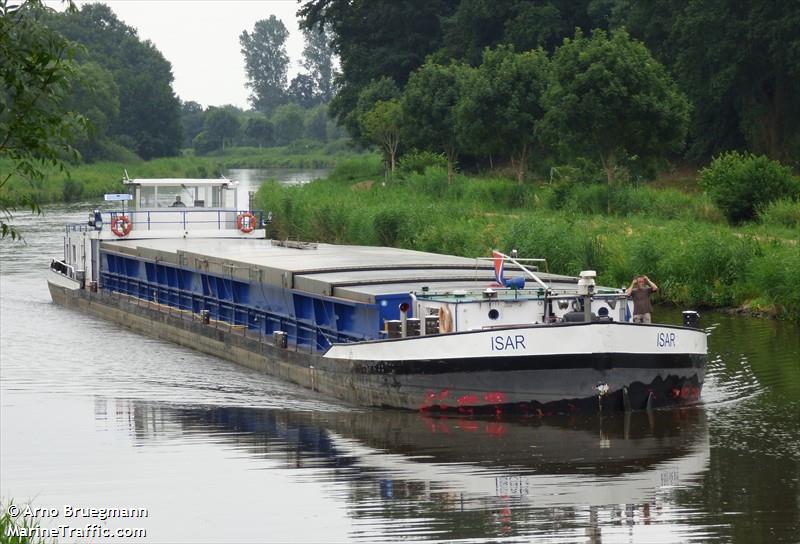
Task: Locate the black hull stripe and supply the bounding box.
[356,353,707,375]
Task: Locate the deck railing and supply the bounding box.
[66,209,265,233]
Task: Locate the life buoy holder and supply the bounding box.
[110,214,133,237]
[237,212,257,233]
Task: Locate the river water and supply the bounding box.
[1,193,799,542]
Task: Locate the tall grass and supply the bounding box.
[0,146,367,204]
[258,160,800,319]
[1,500,48,544]
[758,197,800,230]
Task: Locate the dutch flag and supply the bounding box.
[492,250,505,285]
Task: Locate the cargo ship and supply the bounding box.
[47,177,707,413]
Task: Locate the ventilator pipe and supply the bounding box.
[399,302,410,337]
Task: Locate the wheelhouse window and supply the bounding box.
[134,183,232,209]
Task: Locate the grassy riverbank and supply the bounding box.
[0,143,360,204]
[258,156,800,319]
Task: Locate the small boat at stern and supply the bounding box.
[47,177,707,413]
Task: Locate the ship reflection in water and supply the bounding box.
[110,401,709,542]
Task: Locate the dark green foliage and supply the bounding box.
[373,209,405,246]
[180,101,205,147]
[456,45,549,183]
[301,25,337,103]
[44,4,182,159]
[622,0,800,162]
[347,77,401,145]
[244,117,274,148]
[304,0,800,170]
[299,0,458,133]
[0,0,86,239]
[700,152,800,223]
[304,105,328,142]
[438,0,611,63]
[61,177,83,201]
[61,61,119,162]
[542,29,690,186]
[272,104,306,146]
[758,198,800,231]
[287,73,318,108]
[396,150,447,177]
[746,243,800,318]
[203,107,241,151]
[402,61,470,182]
[191,131,216,156]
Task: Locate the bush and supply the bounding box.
[700,152,800,223]
[286,139,323,154]
[746,243,800,318]
[397,150,447,178]
[328,156,383,183]
[62,177,84,201]
[373,208,405,246]
[461,178,533,209]
[403,167,453,199]
[758,197,800,230]
[192,131,218,155]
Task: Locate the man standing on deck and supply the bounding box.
[626,275,658,323]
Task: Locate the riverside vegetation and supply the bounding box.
[258,155,800,320]
[0,144,358,204]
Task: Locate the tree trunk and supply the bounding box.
[600,151,616,214]
[445,145,456,185]
[388,135,398,175]
[513,143,528,185]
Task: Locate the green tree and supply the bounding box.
[0,0,85,239]
[45,4,182,159]
[700,152,800,224]
[287,73,317,108]
[361,99,403,174]
[542,29,690,188]
[244,117,274,148]
[192,131,216,155]
[62,61,120,162]
[271,103,305,145]
[304,104,328,142]
[301,25,337,102]
[240,15,289,113]
[457,45,549,183]
[402,61,469,184]
[204,107,240,151]
[347,77,400,145]
[617,0,800,162]
[299,0,458,137]
[180,100,206,147]
[438,0,612,63]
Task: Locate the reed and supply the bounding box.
[0,501,48,544]
[257,162,799,319]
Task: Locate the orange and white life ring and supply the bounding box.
[110,214,133,237]
[237,212,257,233]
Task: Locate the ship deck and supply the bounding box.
[101,238,581,304]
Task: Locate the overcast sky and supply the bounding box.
[55,1,308,109]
